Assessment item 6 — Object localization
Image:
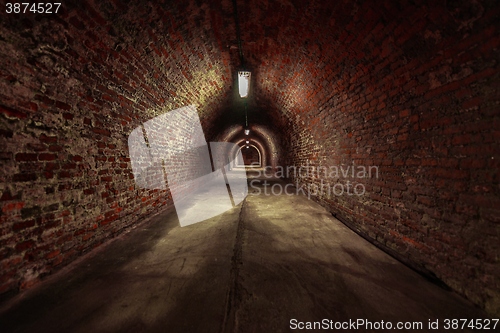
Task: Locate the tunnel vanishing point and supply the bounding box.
[0,0,499,331]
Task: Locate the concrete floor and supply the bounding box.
[0,173,488,332]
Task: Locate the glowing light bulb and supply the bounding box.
[238,71,251,98]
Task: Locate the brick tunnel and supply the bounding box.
[0,0,499,331]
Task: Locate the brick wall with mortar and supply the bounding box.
[0,0,499,318]
[0,0,233,298]
[241,0,499,315]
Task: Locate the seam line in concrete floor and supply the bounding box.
[221,197,246,333]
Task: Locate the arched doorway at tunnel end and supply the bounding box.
[235,144,262,167]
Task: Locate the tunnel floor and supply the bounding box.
[0,175,487,332]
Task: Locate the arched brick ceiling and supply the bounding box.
[217,0,498,156]
[1,0,498,316]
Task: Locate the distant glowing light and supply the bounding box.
[246,140,249,144]
[244,129,250,135]
[246,145,249,148]
[238,71,251,98]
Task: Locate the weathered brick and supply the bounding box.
[48,145,63,152]
[15,240,35,252]
[0,0,497,318]
[0,105,27,119]
[39,154,57,161]
[12,220,36,231]
[13,174,37,182]
[39,134,57,144]
[15,153,38,162]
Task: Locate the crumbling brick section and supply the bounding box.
[0,1,231,297]
[248,0,499,316]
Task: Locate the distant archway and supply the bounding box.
[236,145,261,167]
[216,124,281,169]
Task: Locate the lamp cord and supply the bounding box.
[245,100,248,127]
[232,0,248,130]
[232,0,244,67]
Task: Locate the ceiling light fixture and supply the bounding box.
[238,71,251,98]
[233,0,252,136]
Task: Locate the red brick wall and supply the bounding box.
[0,1,232,296]
[245,0,499,315]
[0,0,498,317]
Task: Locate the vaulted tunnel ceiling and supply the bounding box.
[1,0,498,317]
[3,0,491,145]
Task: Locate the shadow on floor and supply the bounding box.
[0,177,489,333]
